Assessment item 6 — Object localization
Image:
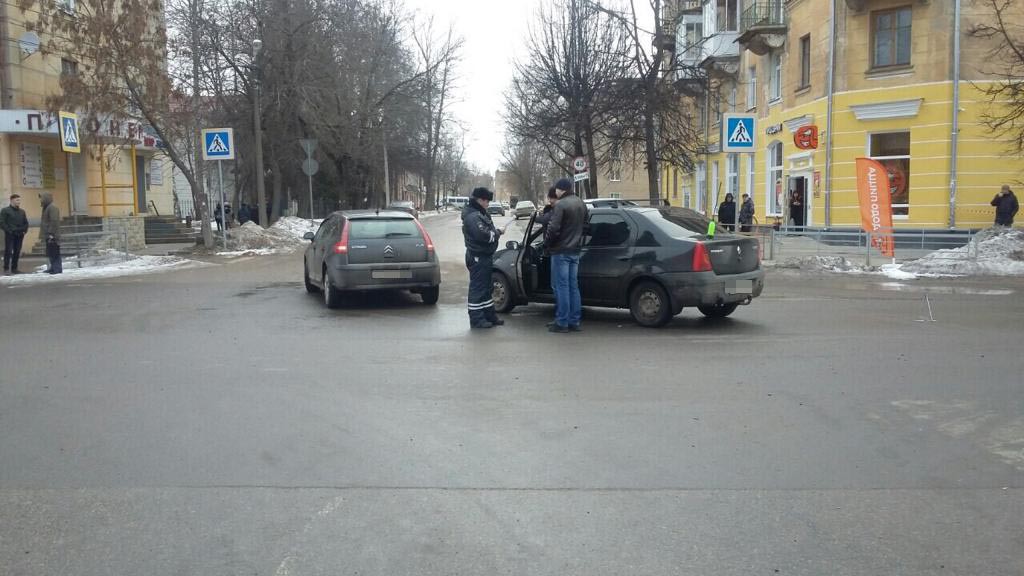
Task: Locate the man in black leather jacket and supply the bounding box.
[462,187,505,329]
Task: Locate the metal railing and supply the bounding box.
[766,227,977,267]
[741,0,786,34]
[59,223,131,269]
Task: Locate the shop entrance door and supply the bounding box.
[787,175,808,228]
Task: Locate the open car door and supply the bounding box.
[513,212,546,298]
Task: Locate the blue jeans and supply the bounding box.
[551,252,581,327]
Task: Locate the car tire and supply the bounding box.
[304,263,319,294]
[629,281,672,327]
[323,266,342,309]
[491,272,515,313]
[697,302,739,318]
[421,285,440,305]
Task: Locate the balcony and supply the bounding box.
[699,32,740,76]
[737,1,787,55]
[679,0,702,14]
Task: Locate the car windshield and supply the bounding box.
[347,218,419,239]
[641,208,712,239]
[516,201,534,208]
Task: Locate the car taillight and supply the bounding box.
[333,224,350,254]
[692,242,713,272]
[413,219,434,252]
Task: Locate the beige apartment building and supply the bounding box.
[662,0,1024,229]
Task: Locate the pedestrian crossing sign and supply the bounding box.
[722,113,756,152]
[58,111,80,153]
[202,127,234,160]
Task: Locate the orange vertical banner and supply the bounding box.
[856,157,895,258]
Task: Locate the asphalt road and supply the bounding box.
[1,211,1022,576]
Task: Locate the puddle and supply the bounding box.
[877,282,1013,296]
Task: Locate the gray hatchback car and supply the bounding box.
[303,210,440,308]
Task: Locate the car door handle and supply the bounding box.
[616,256,630,261]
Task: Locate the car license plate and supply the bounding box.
[372,269,410,279]
[727,279,753,294]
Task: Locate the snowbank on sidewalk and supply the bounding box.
[900,228,1024,277]
[227,221,307,252]
[272,216,321,239]
[0,251,203,285]
[775,255,869,273]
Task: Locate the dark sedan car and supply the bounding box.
[303,210,440,308]
[487,202,506,217]
[489,206,764,327]
[387,200,419,219]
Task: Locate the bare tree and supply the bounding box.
[413,18,463,211]
[500,135,552,203]
[968,0,1024,155]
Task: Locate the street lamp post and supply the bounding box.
[252,39,268,228]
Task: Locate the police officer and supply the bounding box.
[462,186,505,329]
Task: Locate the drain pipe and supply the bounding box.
[824,0,837,229]
[949,0,962,229]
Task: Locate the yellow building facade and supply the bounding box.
[0,1,174,249]
[664,0,1024,230]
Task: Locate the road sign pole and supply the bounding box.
[308,171,314,223]
[218,160,227,250]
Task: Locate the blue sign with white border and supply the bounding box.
[722,113,756,153]
[202,127,234,160]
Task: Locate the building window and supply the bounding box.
[746,66,757,110]
[710,160,719,215]
[746,153,755,208]
[716,0,739,32]
[869,131,911,217]
[609,141,622,182]
[729,85,737,113]
[672,168,679,199]
[61,58,78,76]
[769,50,782,103]
[683,177,692,208]
[696,162,706,213]
[727,153,738,198]
[872,7,912,69]
[766,142,783,216]
[798,35,811,89]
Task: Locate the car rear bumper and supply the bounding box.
[664,268,765,307]
[327,261,440,291]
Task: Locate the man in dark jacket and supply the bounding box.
[39,192,62,274]
[992,185,1019,227]
[1,194,29,273]
[545,178,586,333]
[718,193,737,232]
[462,186,505,329]
[739,193,755,232]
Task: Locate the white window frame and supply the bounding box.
[695,162,706,213]
[710,160,719,215]
[727,153,739,198]
[867,131,911,219]
[716,0,740,33]
[746,153,755,210]
[766,141,783,216]
[747,66,757,111]
[683,176,692,209]
[609,141,623,182]
[769,50,782,104]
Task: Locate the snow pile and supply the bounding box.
[227,221,308,252]
[776,255,870,273]
[0,251,201,285]
[900,228,1024,277]
[271,216,321,240]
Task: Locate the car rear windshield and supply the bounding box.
[389,202,415,208]
[347,218,420,239]
[641,208,712,239]
[516,202,534,208]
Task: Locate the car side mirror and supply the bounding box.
[303,232,315,241]
[506,240,520,251]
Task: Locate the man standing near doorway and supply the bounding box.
[545,178,586,333]
[40,192,62,274]
[462,187,505,329]
[2,194,29,274]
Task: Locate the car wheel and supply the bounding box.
[491,272,515,313]
[323,266,342,309]
[629,281,672,327]
[697,302,739,318]
[304,262,319,293]
[421,285,439,305]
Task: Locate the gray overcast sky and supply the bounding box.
[402,0,542,174]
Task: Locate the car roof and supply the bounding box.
[331,209,415,220]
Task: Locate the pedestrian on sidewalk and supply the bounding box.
[718,193,737,232]
[1,194,29,273]
[991,185,1019,227]
[462,187,505,329]
[739,193,755,233]
[545,178,586,333]
[39,192,62,274]
[214,203,224,231]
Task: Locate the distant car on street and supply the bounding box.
[487,202,506,216]
[489,206,764,327]
[387,200,419,219]
[303,210,440,308]
[514,200,537,219]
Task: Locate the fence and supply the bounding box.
[60,221,131,269]
[764,227,977,266]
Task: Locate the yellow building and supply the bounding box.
[664,0,1024,230]
[0,1,174,250]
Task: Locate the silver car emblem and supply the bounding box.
[736,246,743,258]
[384,245,395,257]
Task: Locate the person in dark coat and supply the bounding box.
[214,203,224,231]
[535,187,559,228]
[717,193,737,232]
[39,191,61,274]
[238,203,251,225]
[739,193,755,233]
[545,178,587,333]
[991,185,1019,227]
[462,187,505,329]
[1,194,29,273]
